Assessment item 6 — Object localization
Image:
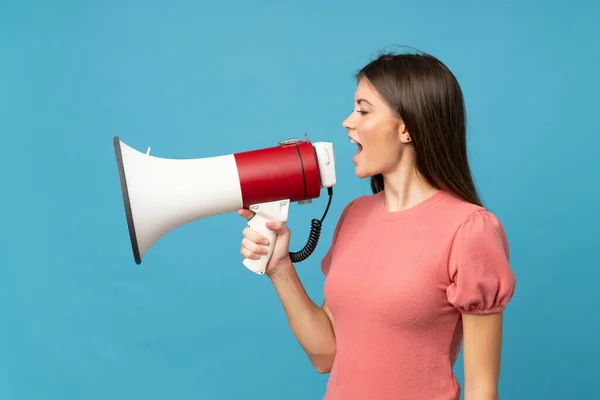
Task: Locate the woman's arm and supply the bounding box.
[238,208,338,374]
[461,312,504,400]
[269,259,337,373]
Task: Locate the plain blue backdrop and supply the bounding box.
[2,0,599,399]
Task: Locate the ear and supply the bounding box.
[398,121,412,144]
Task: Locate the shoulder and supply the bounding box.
[429,191,506,236]
[325,192,380,245]
[439,191,511,262]
[347,191,380,209]
[450,202,509,257]
[438,191,488,221]
[335,192,378,219]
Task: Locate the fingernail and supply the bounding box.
[263,239,269,245]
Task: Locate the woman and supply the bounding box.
[238,51,516,400]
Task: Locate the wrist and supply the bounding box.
[267,258,294,281]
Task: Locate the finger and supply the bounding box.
[238,208,255,221]
[240,244,261,260]
[265,221,290,235]
[243,226,270,245]
[242,237,268,256]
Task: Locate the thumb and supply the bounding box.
[265,221,289,235]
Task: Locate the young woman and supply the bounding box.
[238,51,517,400]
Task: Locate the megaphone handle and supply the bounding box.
[242,213,277,274]
[241,199,290,275]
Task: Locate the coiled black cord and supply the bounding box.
[289,187,333,263]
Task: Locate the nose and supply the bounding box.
[342,112,355,131]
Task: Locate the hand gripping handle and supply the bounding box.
[242,213,277,274]
[242,200,290,275]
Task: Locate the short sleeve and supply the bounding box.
[446,210,516,314]
[321,200,355,277]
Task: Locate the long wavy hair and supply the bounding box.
[356,50,483,206]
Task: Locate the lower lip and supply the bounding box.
[352,147,362,162]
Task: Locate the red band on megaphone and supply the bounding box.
[234,141,321,208]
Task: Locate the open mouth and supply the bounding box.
[350,138,363,158]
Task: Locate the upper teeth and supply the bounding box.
[350,139,356,144]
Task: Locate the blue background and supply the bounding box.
[2,0,599,399]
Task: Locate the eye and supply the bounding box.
[355,109,368,115]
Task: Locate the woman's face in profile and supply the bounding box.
[342,78,408,178]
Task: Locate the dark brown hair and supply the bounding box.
[356,49,483,206]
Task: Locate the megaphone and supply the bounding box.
[113,135,336,274]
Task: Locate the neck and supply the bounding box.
[381,156,439,212]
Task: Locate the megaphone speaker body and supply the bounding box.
[114,136,336,273]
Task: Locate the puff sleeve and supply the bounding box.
[446,210,516,314]
[321,200,355,276]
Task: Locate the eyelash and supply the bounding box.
[355,110,368,115]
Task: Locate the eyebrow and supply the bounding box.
[357,98,373,106]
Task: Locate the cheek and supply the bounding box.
[358,118,386,146]
[356,117,377,141]
[360,121,399,156]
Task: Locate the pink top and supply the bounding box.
[321,190,516,400]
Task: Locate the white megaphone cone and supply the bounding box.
[113,135,336,275]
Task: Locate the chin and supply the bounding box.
[353,165,373,179]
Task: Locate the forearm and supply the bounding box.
[462,313,503,400]
[463,381,499,400]
[269,259,336,372]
